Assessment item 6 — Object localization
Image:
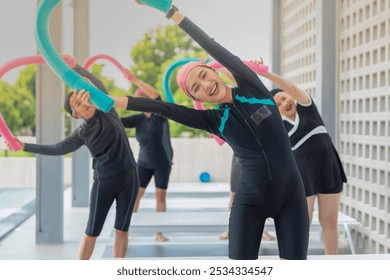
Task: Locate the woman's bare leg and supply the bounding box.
[317,192,341,255]
[155,187,169,242]
[132,187,146,212]
[78,234,97,260]
[113,229,129,258]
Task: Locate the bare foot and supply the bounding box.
[219,231,229,240]
[155,232,169,242]
[262,231,276,241]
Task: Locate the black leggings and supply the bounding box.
[228,179,309,260]
[85,168,139,237]
[137,166,172,189]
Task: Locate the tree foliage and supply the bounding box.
[15,65,36,97]
[130,24,199,87]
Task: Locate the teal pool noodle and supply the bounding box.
[35,0,114,112]
[162,57,199,104]
[138,0,172,13]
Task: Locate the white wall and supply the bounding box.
[0,137,233,187]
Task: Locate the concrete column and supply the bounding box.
[271,0,281,76]
[35,1,64,244]
[71,0,90,207]
[316,0,337,142]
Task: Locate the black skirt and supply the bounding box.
[293,134,347,196]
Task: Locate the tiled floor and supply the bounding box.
[0,182,389,260]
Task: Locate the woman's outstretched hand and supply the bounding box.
[251,57,264,66]
[249,57,269,76]
[5,138,24,151]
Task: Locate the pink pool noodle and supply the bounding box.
[207,60,269,75]
[0,54,75,152]
[83,54,133,81]
[0,113,22,152]
[0,54,75,79]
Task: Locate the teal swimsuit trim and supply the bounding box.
[234,94,275,106]
[218,94,275,136]
[218,106,230,137]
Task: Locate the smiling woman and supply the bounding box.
[259,70,347,255]
[75,2,310,260]
[162,57,225,145]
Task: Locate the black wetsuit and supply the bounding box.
[25,73,138,237]
[121,100,173,189]
[230,154,241,193]
[124,17,309,260]
[283,98,347,196]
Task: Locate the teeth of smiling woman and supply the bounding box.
[210,84,217,96]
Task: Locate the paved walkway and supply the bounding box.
[0,187,35,243]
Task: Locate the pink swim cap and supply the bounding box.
[134,88,148,98]
[176,61,206,97]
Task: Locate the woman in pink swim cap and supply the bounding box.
[77,2,309,260]
[175,60,234,104]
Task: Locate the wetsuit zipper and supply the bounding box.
[230,101,273,181]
